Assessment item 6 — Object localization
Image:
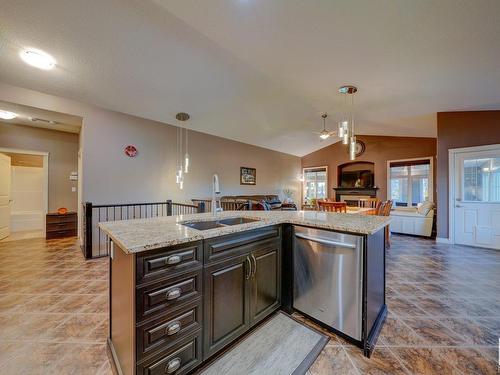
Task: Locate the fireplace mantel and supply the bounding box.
[333,187,379,204]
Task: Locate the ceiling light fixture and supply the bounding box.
[338,85,358,160]
[0,110,18,120]
[20,48,56,70]
[318,113,332,140]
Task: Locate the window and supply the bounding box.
[463,157,500,202]
[303,167,327,202]
[388,159,432,207]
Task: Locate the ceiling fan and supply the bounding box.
[314,113,336,140]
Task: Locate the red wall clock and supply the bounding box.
[124,145,138,157]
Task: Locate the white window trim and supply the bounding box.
[302,166,328,201]
[386,156,434,207]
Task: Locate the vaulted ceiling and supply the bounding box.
[1,0,499,156]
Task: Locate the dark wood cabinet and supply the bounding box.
[203,254,251,359]
[110,225,286,373]
[250,245,281,326]
[46,212,77,239]
[203,228,282,359]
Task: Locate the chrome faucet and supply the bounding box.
[211,174,223,215]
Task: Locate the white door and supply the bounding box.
[0,153,12,240]
[454,147,500,249]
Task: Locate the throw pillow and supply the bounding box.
[417,201,434,216]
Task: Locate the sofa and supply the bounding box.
[389,202,435,237]
[220,195,296,211]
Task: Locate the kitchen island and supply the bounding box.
[100,210,390,375]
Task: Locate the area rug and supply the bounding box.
[199,312,328,375]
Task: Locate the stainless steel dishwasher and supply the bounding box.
[293,226,363,340]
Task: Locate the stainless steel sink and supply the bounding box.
[181,221,225,230]
[217,217,261,226]
[181,217,261,231]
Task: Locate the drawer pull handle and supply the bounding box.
[166,321,181,336]
[166,288,181,300]
[166,255,182,265]
[165,357,181,374]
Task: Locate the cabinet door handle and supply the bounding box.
[166,321,181,336]
[251,254,257,277]
[166,255,182,265]
[245,256,251,279]
[165,357,181,373]
[166,287,181,300]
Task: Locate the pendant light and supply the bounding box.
[338,85,358,159]
[175,112,190,189]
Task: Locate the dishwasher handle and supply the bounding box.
[294,232,357,249]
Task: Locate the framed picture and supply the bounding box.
[240,167,256,185]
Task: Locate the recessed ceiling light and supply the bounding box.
[20,48,56,70]
[0,110,18,120]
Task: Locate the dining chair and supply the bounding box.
[358,198,380,209]
[377,200,393,247]
[318,201,347,213]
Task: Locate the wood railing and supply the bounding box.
[82,200,205,259]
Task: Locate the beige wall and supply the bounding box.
[0,82,301,207]
[81,107,302,205]
[301,135,437,202]
[0,122,79,212]
[437,111,500,239]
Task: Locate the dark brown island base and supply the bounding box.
[102,213,388,375]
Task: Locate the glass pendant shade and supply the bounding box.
[349,136,357,161]
[184,153,190,173]
[343,131,349,145]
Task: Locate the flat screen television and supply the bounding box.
[338,162,374,188]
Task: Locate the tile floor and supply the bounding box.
[0,235,498,374]
[0,230,45,243]
[0,237,112,374]
[305,234,500,375]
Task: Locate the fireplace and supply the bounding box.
[334,161,378,206]
[333,187,379,206]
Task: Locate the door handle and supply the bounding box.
[166,255,182,265]
[251,254,257,277]
[165,321,181,336]
[455,205,462,208]
[245,256,251,279]
[165,357,181,374]
[294,233,356,248]
[166,287,181,300]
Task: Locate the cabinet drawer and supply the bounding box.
[137,331,202,375]
[46,221,77,232]
[137,270,202,322]
[204,226,280,264]
[46,214,76,224]
[46,228,77,239]
[137,299,202,360]
[136,242,202,285]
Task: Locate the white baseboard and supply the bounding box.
[436,237,452,244]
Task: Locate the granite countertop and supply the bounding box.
[99,210,391,254]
